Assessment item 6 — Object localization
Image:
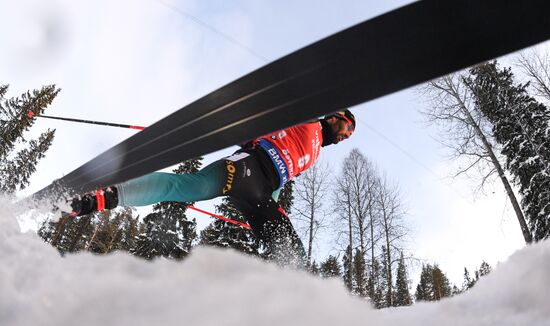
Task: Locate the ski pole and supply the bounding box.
[28,112,146,130]
[29,112,250,229]
[186,205,251,230]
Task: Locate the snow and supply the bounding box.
[2,197,550,326]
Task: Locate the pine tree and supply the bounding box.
[319,255,342,278]
[0,84,59,193]
[107,208,131,252]
[44,214,73,251]
[367,257,384,308]
[451,285,462,296]
[37,219,57,244]
[100,209,133,253]
[66,214,94,252]
[42,213,95,253]
[462,267,475,291]
[278,179,295,214]
[112,207,141,253]
[342,245,353,291]
[39,200,141,255]
[143,202,196,259]
[415,264,452,301]
[415,264,434,302]
[394,252,412,306]
[132,159,201,259]
[474,261,492,282]
[380,246,395,308]
[353,248,367,297]
[308,260,320,276]
[151,159,200,258]
[53,215,81,253]
[455,262,492,293]
[199,198,260,256]
[87,211,116,254]
[465,62,550,240]
[132,212,169,259]
[478,261,492,277]
[431,264,452,300]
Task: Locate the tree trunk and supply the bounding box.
[307,202,315,265]
[380,193,394,307]
[347,194,354,291]
[384,228,393,306]
[369,207,376,297]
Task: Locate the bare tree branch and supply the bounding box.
[516,49,550,103]
[293,159,332,265]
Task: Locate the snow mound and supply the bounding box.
[1,197,549,326]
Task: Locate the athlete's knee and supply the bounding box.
[192,181,217,200]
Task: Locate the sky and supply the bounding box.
[1,0,548,286]
[2,199,550,326]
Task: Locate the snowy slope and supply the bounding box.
[2,198,549,326]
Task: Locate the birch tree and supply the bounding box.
[294,160,331,266]
[376,175,408,307]
[335,149,381,297]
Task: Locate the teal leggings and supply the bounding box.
[117,160,226,207]
[117,159,282,207]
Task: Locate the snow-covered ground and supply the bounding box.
[2,197,549,326]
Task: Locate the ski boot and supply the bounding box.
[68,186,119,216]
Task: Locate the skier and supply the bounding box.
[68,110,356,266]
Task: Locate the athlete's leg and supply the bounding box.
[118,160,226,207]
[222,151,307,267]
[69,159,228,216]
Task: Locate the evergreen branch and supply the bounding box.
[0,130,55,192]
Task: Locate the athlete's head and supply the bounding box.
[320,109,355,146]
